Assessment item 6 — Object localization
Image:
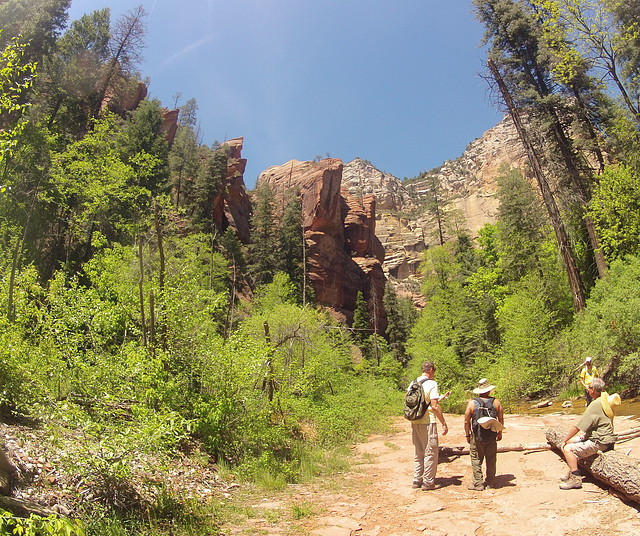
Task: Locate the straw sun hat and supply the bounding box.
[600,392,622,419]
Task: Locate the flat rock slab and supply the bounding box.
[310,526,353,536]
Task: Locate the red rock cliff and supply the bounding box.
[257,159,387,332]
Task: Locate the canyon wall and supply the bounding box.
[225,116,526,323]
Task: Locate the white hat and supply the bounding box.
[477,416,505,432]
[473,378,496,395]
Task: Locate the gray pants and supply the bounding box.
[469,434,497,486]
[412,422,439,485]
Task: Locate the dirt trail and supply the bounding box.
[224,411,640,536]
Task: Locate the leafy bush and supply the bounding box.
[0,509,85,535]
[570,255,640,391]
[492,274,559,399]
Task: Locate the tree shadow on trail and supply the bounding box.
[488,473,516,489]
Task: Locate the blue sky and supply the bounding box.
[68,1,504,188]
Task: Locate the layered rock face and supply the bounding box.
[343,116,526,282]
[257,160,387,332]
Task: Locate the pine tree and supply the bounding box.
[276,194,310,304]
[383,284,417,366]
[248,185,277,287]
[191,143,228,232]
[352,291,370,344]
[169,99,200,209]
[92,5,147,119]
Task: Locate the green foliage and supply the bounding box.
[4,5,640,534]
[248,185,277,286]
[493,274,559,399]
[121,98,170,196]
[383,283,418,365]
[66,427,145,515]
[48,113,148,247]
[0,0,70,64]
[352,291,370,344]
[417,243,488,364]
[169,100,200,209]
[570,255,640,385]
[291,501,315,520]
[276,194,308,304]
[0,34,37,166]
[0,509,85,536]
[494,165,548,281]
[589,164,640,261]
[407,304,465,385]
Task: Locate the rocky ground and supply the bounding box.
[221,411,640,536]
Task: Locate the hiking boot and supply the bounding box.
[467,483,484,491]
[412,480,422,489]
[422,482,436,491]
[560,471,572,482]
[559,474,582,490]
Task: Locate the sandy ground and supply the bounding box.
[224,410,640,536]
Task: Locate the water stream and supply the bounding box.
[520,396,640,420]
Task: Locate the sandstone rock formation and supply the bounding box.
[222,137,253,244]
[257,160,387,332]
[216,116,526,326]
[160,108,179,146]
[343,115,526,283]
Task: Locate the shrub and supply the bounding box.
[0,510,85,535]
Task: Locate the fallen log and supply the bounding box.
[546,425,640,504]
[0,496,58,518]
[440,442,551,457]
[615,426,640,442]
[617,430,640,443]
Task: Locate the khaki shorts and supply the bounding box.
[567,439,600,459]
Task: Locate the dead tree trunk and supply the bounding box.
[439,442,551,457]
[546,425,640,504]
[488,59,586,311]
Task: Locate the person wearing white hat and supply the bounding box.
[463,379,504,491]
[559,377,621,490]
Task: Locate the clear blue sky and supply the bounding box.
[68,0,504,188]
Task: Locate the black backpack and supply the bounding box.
[472,397,498,442]
[404,377,431,421]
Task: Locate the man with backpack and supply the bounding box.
[464,379,504,491]
[407,361,449,491]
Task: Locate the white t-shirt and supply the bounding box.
[412,377,439,425]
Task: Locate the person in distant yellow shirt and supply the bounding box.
[580,357,599,405]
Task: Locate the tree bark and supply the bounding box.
[546,425,640,504]
[138,238,147,346]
